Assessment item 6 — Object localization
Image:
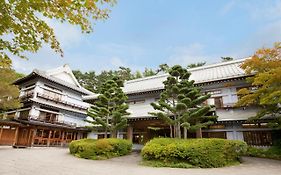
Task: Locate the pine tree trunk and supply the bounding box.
[173,124,176,138]
[111,130,117,138]
[169,125,173,138]
[104,128,108,138]
[177,122,181,138]
[183,127,187,139]
[196,128,202,138]
[105,114,109,138]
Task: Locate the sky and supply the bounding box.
[11,0,281,74]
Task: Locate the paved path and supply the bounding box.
[0,146,280,175]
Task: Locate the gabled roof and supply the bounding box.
[14,65,94,95]
[123,58,250,95]
[46,64,82,88]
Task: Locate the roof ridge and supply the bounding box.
[125,57,249,84]
[125,73,168,84]
[187,57,249,71]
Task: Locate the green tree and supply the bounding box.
[236,42,281,128]
[0,0,115,61]
[0,64,22,115]
[156,63,170,74]
[187,62,206,68]
[143,68,156,77]
[134,70,143,79]
[73,70,97,92]
[221,57,234,62]
[87,77,130,138]
[150,65,216,138]
[117,67,133,81]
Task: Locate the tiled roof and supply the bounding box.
[14,68,94,95]
[123,58,249,95]
[83,58,251,100]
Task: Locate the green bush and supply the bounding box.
[141,138,247,168]
[69,138,132,160]
[246,146,281,160]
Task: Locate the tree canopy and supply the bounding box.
[150,65,217,138]
[236,42,281,128]
[187,62,206,68]
[0,64,23,115]
[87,77,129,138]
[221,57,234,62]
[0,0,115,61]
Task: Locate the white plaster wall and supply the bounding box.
[29,105,40,119]
[127,97,156,118]
[88,132,98,139]
[226,131,235,140]
[51,72,77,87]
[63,114,87,127]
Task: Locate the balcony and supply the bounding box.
[19,90,34,101]
[36,92,88,111]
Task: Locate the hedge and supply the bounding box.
[141,138,247,168]
[69,138,132,160]
[246,146,281,160]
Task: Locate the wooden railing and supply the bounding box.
[36,92,88,110]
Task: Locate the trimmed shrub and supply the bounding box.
[246,146,281,160]
[69,138,132,160]
[141,138,247,168]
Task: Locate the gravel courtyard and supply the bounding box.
[0,146,280,175]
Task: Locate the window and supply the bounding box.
[205,90,222,95]
[207,97,223,108]
[127,99,145,105]
[202,132,226,139]
[44,84,62,92]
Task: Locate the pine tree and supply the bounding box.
[143,68,156,77]
[87,77,130,138]
[150,65,217,138]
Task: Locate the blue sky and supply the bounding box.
[12,0,281,74]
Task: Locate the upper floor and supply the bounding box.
[83,58,258,121]
[14,65,93,114]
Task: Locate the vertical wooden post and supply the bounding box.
[47,130,52,147]
[31,129,37,147]
[0,126,3,140]
[196,128,202,138]
[61,131,65,147]
[70,132,73,140]
[13,126,19,146]
[127,125,133,142]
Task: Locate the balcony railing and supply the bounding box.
[36,92,88,110]
[20,91,34,101]
[18,114,77,128]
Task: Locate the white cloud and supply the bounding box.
[220,1,236,15]
[43,17,84,49]
[247,0,281,20]
[167,43,216,66]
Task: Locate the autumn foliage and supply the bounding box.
[237,42,281,128]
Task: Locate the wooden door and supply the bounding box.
[17,128,32,146]
[0,126,16,145]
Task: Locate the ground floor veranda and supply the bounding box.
[1,117,280,147]
[0,120,87,147]
[90,117,280,147]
